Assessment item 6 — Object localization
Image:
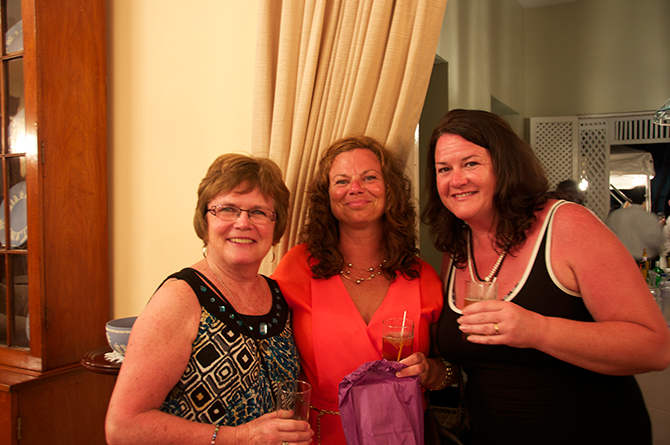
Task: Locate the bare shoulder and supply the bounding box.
[549,201,639,292]
[550,201,612,242]
[148,277,202,314]
[131,278,202,350]
[552,200,599,221]
[110,277,203,416]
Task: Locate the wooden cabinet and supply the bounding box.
[0,367,116,444]
[0,0,111,443]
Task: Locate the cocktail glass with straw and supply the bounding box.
[382,312,414,361]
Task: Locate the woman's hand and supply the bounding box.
[234,412,313,444]
[458,300,547,348]
[395,352,455,390]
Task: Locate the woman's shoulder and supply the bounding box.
[546,199,627,265]
[143,273,203,331]
[414,258,443,308]
[277,243,311,269]
[548,199,605,231]
[285,243,310,257]
[273,244,312,282]
[273,244,314,307]
[415,257,440,279]
[528,199,597,233]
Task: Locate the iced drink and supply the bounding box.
[382,317,414,361]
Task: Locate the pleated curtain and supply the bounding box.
[252,0,447,273]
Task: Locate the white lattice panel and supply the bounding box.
[530,116,578,191]
[579,119,609,220]
[530,112,668,222]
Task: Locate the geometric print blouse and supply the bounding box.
[158,268,300,426]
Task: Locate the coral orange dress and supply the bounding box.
[273,244,443,444]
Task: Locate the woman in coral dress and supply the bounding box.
[273,136,445,444]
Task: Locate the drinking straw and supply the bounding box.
[396,311,407,361]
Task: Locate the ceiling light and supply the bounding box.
[653,98,670,126]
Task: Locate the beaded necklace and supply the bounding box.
[205,258,271,360]
[466,227,507,282]
[340,259,387,284]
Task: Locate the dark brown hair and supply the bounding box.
[422,109,549,266]
[194,153,290,245]
[302,135,420,280]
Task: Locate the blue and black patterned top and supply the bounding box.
[159,267,300,426]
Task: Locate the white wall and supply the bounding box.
[435,0,526,121]
[107,1,259,318]
[435,0,670,122]
[525,0,670,117]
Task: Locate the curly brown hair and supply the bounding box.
[422,109,549,267]
[193,153,290,246]
[301,135,420,280]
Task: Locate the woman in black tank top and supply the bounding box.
[421,109,670,444]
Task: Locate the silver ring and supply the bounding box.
[494,323,500,335]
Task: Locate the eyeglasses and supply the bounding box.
[207,205,277,224]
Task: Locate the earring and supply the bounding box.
[202,245,208,258]
[271,248,276,263]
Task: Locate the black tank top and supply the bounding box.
[436,201,651,444]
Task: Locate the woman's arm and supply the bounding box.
[462,203,670,375]
[105,279,219,444]
[396,325,459,389]
[105,279,312,445]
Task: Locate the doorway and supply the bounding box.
[418,55,448,273]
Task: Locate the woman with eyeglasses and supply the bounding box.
[106,154,313,445]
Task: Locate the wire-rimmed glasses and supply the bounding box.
[207,205,276,224]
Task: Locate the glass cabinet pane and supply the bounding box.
[0,255,5,346]
[3,157,26,249]
[0,164,5,248]
[12,254,27,347]
[4,0,22,54]
[7,58,24,154]
[0,254,28,348]
[0,0,28,353]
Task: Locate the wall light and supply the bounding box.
[578,178,588,191]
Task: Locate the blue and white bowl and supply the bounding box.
[105,316,137,356]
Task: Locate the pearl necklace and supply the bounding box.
[466,228,507,282]
[340,259,387,284]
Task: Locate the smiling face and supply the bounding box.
[328,148,386,230]
[206,183,275,271]
[434,133,497,226]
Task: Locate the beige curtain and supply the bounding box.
[252,0,447,274]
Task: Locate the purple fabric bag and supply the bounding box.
[338,359,424,445]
